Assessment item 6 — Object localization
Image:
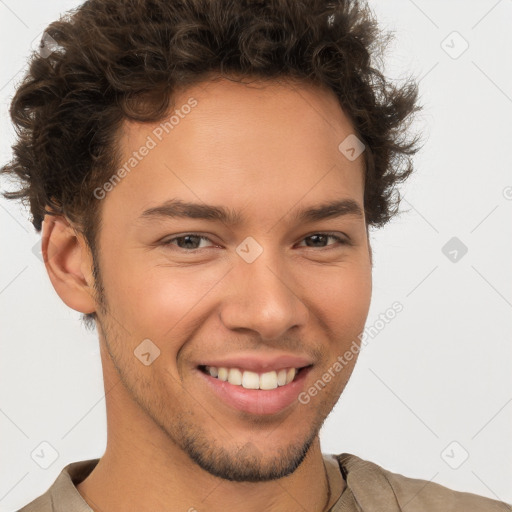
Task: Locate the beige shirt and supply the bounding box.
[18,453,509,511]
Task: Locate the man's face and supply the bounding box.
[92,77,372,481]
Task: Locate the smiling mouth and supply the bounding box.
[198,364,311,390]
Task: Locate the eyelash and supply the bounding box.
[159,233,350,252]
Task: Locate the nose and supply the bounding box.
[219,253,310,341]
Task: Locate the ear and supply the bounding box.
[41,215,97,314]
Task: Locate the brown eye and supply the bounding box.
[298,233,349,249]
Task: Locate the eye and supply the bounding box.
[160,234,215,250]
[296,233,349,249]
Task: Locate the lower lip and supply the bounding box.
[197,366,312,415]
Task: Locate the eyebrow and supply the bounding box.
[138,198,364,226]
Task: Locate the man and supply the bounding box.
[1,0,509,510]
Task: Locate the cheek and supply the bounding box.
[309,265,370,398]
[302,260,372,332]
[107,259,226,338]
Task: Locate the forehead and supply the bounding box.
[104,76,365,229]
[121,75,359,155]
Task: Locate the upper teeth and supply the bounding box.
[205,366,298,390]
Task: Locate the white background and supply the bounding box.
[1,0,511,510]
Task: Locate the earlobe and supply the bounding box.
[41,215,97,314]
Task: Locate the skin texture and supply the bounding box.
[42,76,373,512]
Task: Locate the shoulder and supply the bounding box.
[16,458,99,512]
[334,453,510,511]
[17,492,52,512]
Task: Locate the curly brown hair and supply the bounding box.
[1,0,422,328]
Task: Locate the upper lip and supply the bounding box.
[197,353,314,373]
